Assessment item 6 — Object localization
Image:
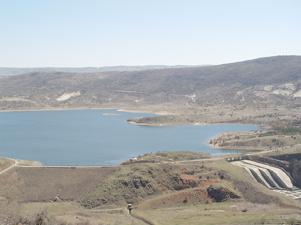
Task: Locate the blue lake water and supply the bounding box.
[0,109,256,165]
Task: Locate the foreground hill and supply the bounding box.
[1,152,300,225]
[0,56,300,121]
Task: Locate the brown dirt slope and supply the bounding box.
[0,167,116,202]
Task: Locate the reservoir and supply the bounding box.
[0,109,256,165]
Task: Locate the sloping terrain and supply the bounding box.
[0,167,117,203]
[0,56,300,112]
[1,153,300,225]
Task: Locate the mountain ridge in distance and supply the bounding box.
[0,55,300,111]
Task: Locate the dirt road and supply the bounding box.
[0,159,17,175]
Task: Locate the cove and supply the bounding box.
[0,109,256,165]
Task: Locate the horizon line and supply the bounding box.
[0,54,299,68]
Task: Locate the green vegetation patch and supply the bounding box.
[136,151,209,162]
[80,163,195,208]
[278,127,301,135]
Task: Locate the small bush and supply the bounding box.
[287,218,298,225]
[12,210,68,225]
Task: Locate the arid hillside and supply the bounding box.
[0,56,300,111]
[1,152,301,225]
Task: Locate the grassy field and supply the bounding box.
[18,202,145,225]
[135,202,301,225]
[0,166,117,202]
[211,131,301,153]
[134,151,209,162]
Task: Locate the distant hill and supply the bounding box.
[0,65,198,76]
[0,56,300,111]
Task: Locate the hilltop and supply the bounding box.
[1,56,300,128]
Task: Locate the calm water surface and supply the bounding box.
[0,109,256,165]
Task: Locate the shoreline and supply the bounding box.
[0,147,261,168]
[0,106,168,116]
[0,106,176,121]
[0,106,259,127]
[127,121,209,127]
[117,108,170,115]
[0,106,117,113]
[127,119,259,128]
[0,106,261,127]
[0,156,120,168]
[0,106,262,167]
[207,142,266,152]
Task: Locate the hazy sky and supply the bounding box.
[0,0,300,67]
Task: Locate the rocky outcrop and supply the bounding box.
[80,163,202,208]
[207,185,240,202]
